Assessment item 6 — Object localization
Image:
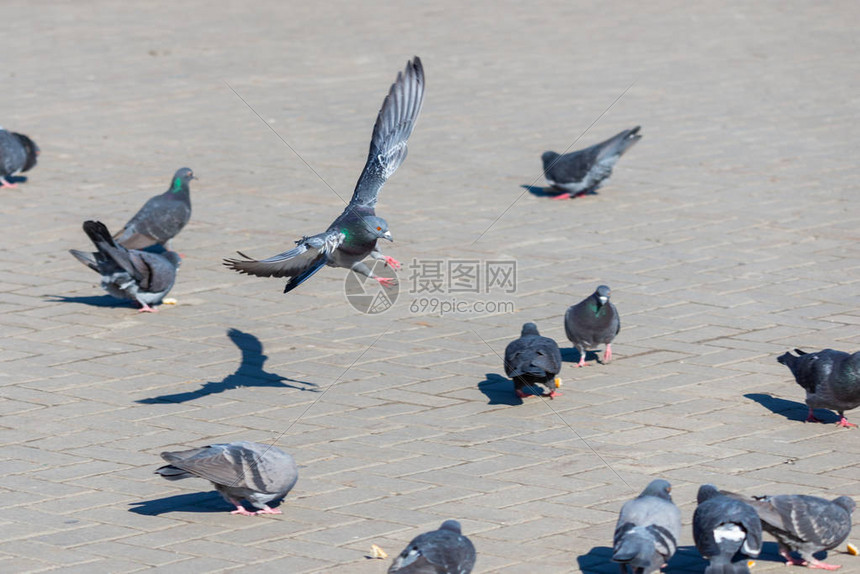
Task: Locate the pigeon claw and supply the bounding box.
[0,178,18,188]
[836,417,857,429]
[545,390,562,399]
[138,304,159,313]
[376,277,397,288]
[255,506,282,515]
[807,561,842,571]
[383,256,401,270]
[603,344,613,363]
[230,506,257,516]
[551,192,572,200]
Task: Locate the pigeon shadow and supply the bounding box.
[129,491,230,515]
[477,373,522,405]
[6,175,28,185]
[45,294,136,309]
[137,328,318,404]
[560,347,601,364]
[576,545,709,574]
[521,184,599,199]
[744,393,840,424]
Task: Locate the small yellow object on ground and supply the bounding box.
[162,298,178,305]
[554,377,562,388]
[847,542,858,556]
[747,560,755,567]
[370,544,388,559]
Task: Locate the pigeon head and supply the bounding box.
[834,496,856,514]
[541,151,560,170]
[439,520,462,533]
[170,167,196,193]
[640,479,673,501]
[696,484,721,504]
[594,285,611,306]
[521,322,540,337]
[361,215,393,241]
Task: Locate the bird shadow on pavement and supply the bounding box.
[744,393,839,424]
[521,184,598,199]
[477,373,522,405]
[576,545,709,574]
[45,294,135,309]
[129,491,229,515]
[560,347,601,364]
[6,175,28,184]
[137,328,318,404]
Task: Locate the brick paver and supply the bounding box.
[1,1,858,572]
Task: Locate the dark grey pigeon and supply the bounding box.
[114,167,195,250]
[0,127,39,188]
[612,479,681,574]
[69,220,180,313]
[564,285,620,367]
[777,348,860,428]
[504,322,563,399]
[724,491,855,570]
[388,520,476,574]
[224,57,425,294]
[542,126,641,200]
[693,485,762,574]
[156,441,298,516]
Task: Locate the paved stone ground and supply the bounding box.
[1,1,858,572]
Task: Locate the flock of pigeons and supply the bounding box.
[3,54,858,573]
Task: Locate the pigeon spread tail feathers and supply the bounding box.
[69,220,180,312]
[224,57,425,296]
[541,126,641,199]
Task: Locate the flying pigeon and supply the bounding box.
[69,220,180,312]
[114,167,195,250]
[541,126,641,200]
[0,127,39,188]
[224,57,425,294]
[564,285,620,367]
[612,479,681,574]
[504,322,563,399]
[156,441,298,516]
[388,519,476,574]
[777,349,860,428]
[693,484,762,574]
[724,491,855,570]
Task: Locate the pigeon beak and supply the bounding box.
[383,231,393,242]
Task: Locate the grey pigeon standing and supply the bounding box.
[69,220,180,312]
[542,126,641,200]
[156,441,298,516]
[724,492,855,570]
[0,127,39,188]
[388,519,476,574]
[224,57,425,294]
[114,167,195,250]
[612,479,681,574]
[693,485,762,574]
[564,285,620,367]
[504,322,563,399]
[777,349,860,428]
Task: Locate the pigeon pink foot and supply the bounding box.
[836,416,857,428]
[1,178,18,188]
[603,344,613,363]
[551,192,572,200]
[545,390,561,399]
[780,548,807,567]
[383,256,401,270]
[255,506,282,515]
[376,277,396,288]
[138,304,158,313]
[230,505,256,516]
[807,560,842,570]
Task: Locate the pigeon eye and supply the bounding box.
[376,226,382,231]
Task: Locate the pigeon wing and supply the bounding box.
[349,57,425,210]
[160,443,279,493]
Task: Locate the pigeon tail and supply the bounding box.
[154,464,193,480]
[69,249,98,271]
[596,126,642,163]
[612,528,661,571]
